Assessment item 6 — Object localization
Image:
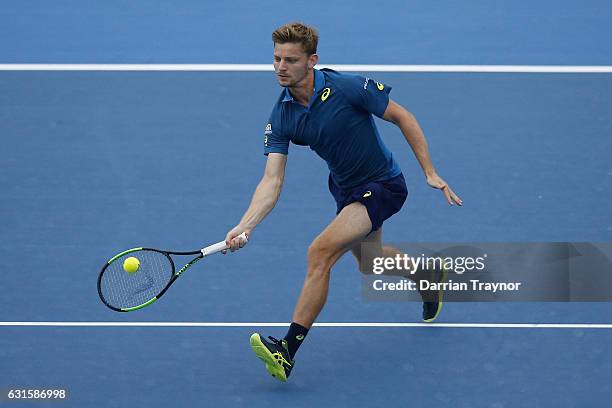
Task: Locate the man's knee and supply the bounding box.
[350,248,368,275]
[350,247,361,264]
[382,245,402,258]
[307,239,336,276]
[352,244,384,275]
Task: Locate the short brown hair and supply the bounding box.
[272,22,319,55]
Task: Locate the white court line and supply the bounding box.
[1,322,612,329]
[0,64,611,73]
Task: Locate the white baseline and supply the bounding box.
[0,64,611,73]
[1,322,612,329]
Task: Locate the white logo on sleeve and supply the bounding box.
[264,123,272,147]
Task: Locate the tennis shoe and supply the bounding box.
[250,333,294,382]
[422,264,448,322]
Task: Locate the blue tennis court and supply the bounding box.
[1,1,612,406]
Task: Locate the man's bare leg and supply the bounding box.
[351,228,431,281]
[351,229,445,318]
[291,202,373,328]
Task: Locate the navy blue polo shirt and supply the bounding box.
[264,68,401,190]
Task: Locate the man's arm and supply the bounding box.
[225,153,288,251]
[383,99,462,206]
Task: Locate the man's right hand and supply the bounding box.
[224,225,250,253]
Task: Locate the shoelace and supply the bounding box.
[267,336,282,344]
[268,336,291,355]
[267,336,293,365]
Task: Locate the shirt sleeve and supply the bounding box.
[263,106,289,156]
[337,74,392,118]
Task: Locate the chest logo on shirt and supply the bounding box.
[321,87,331,102]
[376,81,384,91]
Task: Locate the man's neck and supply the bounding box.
[288,70,315,107]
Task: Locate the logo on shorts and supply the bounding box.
[375,81,384,91]
[363,191,372,198]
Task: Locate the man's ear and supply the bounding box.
[308,53,319,70]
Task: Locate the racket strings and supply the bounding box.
[100,250,173,309]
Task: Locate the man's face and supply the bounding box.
[273,42,315,87]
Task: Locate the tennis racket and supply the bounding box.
[97,232,247,312]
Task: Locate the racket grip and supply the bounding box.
[201,232,248,257]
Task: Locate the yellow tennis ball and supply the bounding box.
[123,257,140,273]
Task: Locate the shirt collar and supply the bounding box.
[281,68,325,103]
[313,68,325,93]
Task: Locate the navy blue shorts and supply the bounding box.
[328,173,408,232]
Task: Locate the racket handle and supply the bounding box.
[201,232,248,257]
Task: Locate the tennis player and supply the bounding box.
[224,22,462,382]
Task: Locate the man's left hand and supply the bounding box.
[426,173,463,206]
